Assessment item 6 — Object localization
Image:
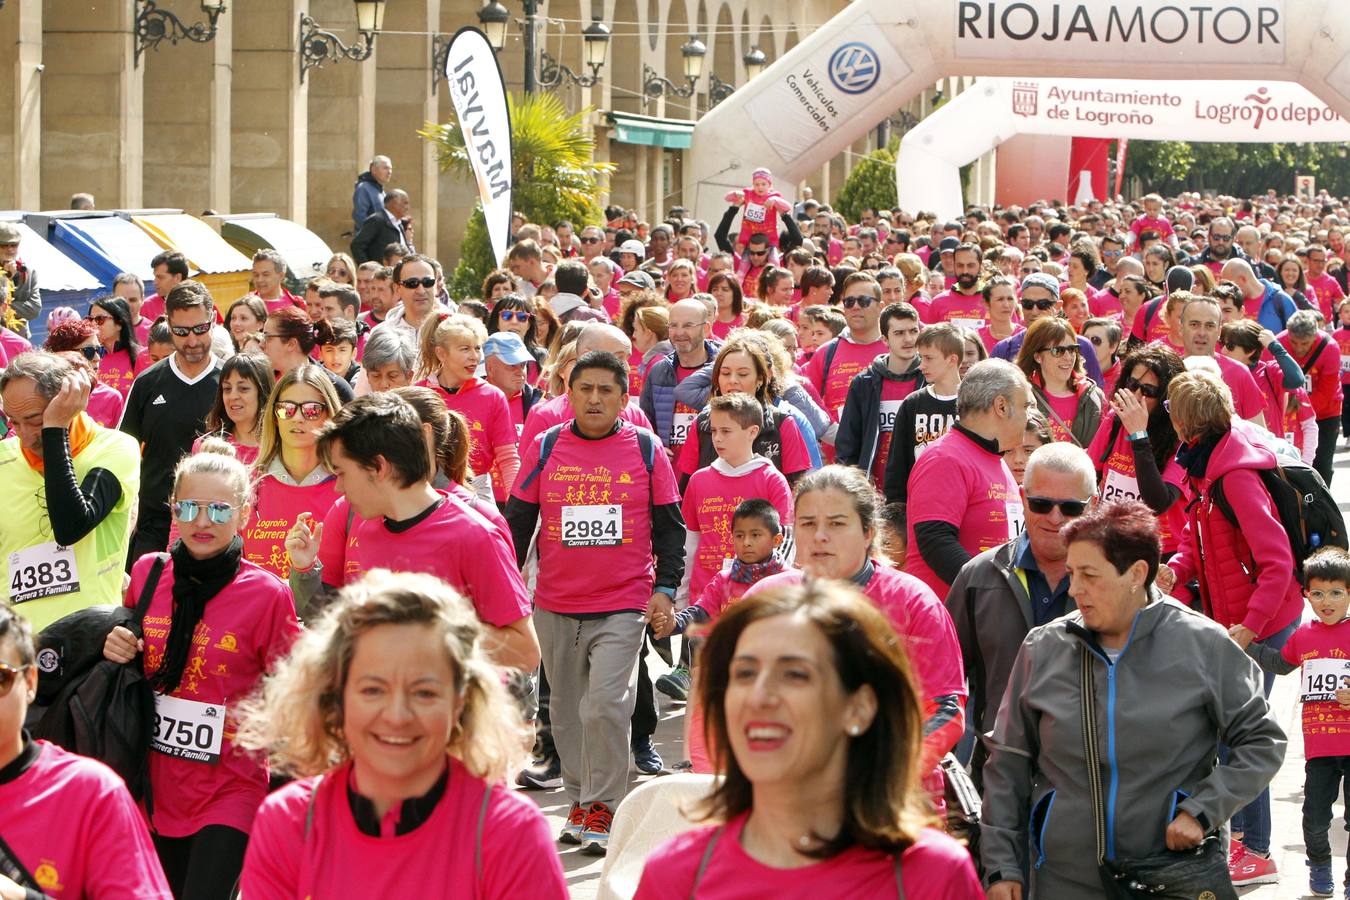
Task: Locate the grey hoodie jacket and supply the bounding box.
[980,594,1286,897]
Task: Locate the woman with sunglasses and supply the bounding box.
[1016,317,1103,447]
[1080,316,1122,397]
[1086,343,1189,557]
[88,295,144,399]
[1,605,174,898]
[260,306,355,402]
[44,318,126,428]
[243,365,341,579]
[488,294,545,383]
[978,275,1022,354]
[197,352,275,466]
[324,252,357,286]
[104,440,299,900]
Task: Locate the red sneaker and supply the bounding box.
[1229,843,1279,886]
[559,802,585,844]
[581,802,614,856]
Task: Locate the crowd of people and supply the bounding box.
[2,170,1350,899]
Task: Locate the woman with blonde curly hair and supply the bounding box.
[238,570,566,899]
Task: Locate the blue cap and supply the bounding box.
[1020,272,1060,299]
[483,331,534,366]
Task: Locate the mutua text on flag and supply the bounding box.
[445,27,514,263]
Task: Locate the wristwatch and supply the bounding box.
[1127,429,1149,441]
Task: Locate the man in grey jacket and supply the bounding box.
[945,443,1096,781]
[0,222,39,331]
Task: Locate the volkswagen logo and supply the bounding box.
[828,42,880,95]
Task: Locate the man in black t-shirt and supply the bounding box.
[120,281,222,567]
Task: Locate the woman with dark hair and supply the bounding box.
[1121,275,1162,348]
[1275,253,1314,311]
[828,264,857,308]
[982,500,1284,899]
[87,295,143,398]
[1086,343,1188,557]
[482,268,518,302]
[634,579,981,898]
[225,296,268,353]
[1016,317,1103,447]
[259,306,354,401]
[103,440,300,900]
[488,293,546,380]
[199,352,275,465]
[708,271,746,339]
[1142,243,1177,290]
[756,266,795,308]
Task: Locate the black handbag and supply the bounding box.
[1079,647,1237,900]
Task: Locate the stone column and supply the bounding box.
[375,0,439,259]
[231,0,307,221]
[5,1,42,209]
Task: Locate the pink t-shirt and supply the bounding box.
[99,347,148,399]
[711,313,746,340]
[978,323,1023,355]
[140,293,166,322]
[805,336,888,421]
[87,382,125,429]
[512,422,681,614]
[421,377,517,500]
[681,461,793,599]
[1129,297,1172,345]
[240,758,568,900]
[331,492,530,627]
[1086,409,1187,553]
[1130,214,1174,242]
[925,290,986,328]
[126,554,300,837]
[244,474,340,579]
[517,393,652,456]
[904,428,1022,597]
[1089,287,1125,321]
[1279,618,1350,759]
[1040,389,1081,443]
[634,815,982,900]
[0,327,32,367]
[1335,326,1350,386]
[1212,352,1267,421]
[1309,272,1346,320]
[0,741,173,899]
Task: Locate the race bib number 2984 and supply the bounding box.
[561,505,623,547]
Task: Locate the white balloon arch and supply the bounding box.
[896,78,1350,220]
[686,0,1350,212]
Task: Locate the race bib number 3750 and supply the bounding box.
[561,505,623,547]
[152,694,225,764]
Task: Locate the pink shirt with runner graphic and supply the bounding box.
[243,475,340,579]
[1279,618,1350,759]
[804,335,888,421]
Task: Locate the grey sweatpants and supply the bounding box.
[534,607,646,810]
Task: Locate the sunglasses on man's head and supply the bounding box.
[1021,298,1056,311]
[169,322,213,337]
[1025,497,1089,517]
[1121,378,1162,398]
[399,276,436,289]
[171,499,240,525]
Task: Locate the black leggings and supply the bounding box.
[153,825,249,900]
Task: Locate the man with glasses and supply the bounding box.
[804,273,888,460]
[1178,293,1267,429]
[1093,234,1127,289]
[0,353,140,630]
[120,281,222,564]
[944,442,1095,783]
[991,274,1104,386]
[370,254,443,352]
[578,225,606,263]
[1305,244,1345,322]
[1190,216,1255,276]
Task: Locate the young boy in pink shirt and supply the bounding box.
[1247,547,1350,897]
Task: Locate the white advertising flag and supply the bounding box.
[444,28,513,264]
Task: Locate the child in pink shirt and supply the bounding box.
[1247,548,1350,894]
[724,167,792,252]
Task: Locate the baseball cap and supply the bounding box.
[939,236,960,252]
[1020,272,1061,299]
[482,331,534,366]
[0,222,19,245]
[618,239,645,257]
[617,270,656,291]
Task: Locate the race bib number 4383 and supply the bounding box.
[561,505,623,547]
[8,542,79,604]
[1301,658,1350,703]
[152,694,225,764]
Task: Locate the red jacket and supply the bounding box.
[1168,421,1303,639]
[1275,331,1343,419]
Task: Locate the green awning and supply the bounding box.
[606,111,694,149]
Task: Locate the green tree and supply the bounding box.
[834,146,898,223]
[421,92,616,300]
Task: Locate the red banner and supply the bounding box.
[1114,139,1129,199]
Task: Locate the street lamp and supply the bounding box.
[477,0,510,51]
[743,45,766,80]
[708,45,767,106]
[643,34,706,102]
[299,0,386,83]
[538,13,611,88]
[133,0,227,68]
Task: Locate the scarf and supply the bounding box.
[22,412,97,474]
[154,535,244,694]
[1174,430,1224,481]
[729,551,787,585]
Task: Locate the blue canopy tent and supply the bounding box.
[35,213,167,300]
[0,216,104,346]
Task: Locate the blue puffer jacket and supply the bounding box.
[639,340,720,446]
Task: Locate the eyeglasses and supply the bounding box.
[579,236,601,244]
[1040,344,1080,358]
[841,295,877,309]
[1309,589,1349,602]
[1121,378,1162,399]
[169,322,213,337]
[85,314,112,325]
[171,499,240,525]
[1025,496,1089,517]
[1021,298,1056,311]
[0,662,30,698]
[399,276,437,289]
[79,345,108,361]
[748,249,769,257]
[1210,233,1233,242]
[500,310,532,322]
[1102,249,1124,258]
[275,400,328,421]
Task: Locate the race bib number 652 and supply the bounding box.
[561,505,623,547]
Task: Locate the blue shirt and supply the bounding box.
[1015,531,1071,627]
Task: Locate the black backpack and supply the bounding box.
[25,554,165,800]
[1210,462,1348,578]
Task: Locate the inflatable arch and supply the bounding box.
[897,78,1350,220]
[686,0,1350,212]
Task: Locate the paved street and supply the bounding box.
[526,444,1350,899]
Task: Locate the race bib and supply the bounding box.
[152,694,226,764]
[561,505,623,547]
[951,317,986,332]
[1340,355,1350,375]
[878,400,901,435]
[1101,468,1141,505]
[1006,501,1025,538]
[1301,658,1350,703]
[743,202,767,224]
[671,412,696,447]
[1285,432,1297,446]
[8,542,79,605]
